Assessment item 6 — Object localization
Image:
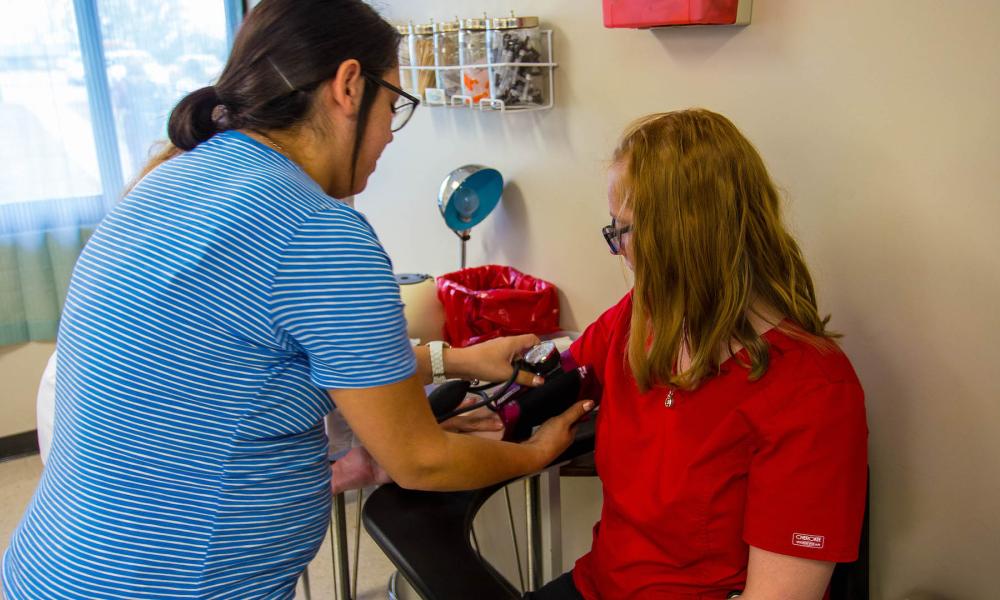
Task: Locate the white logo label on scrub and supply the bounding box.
[792,533,825,549]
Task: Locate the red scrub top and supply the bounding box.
[570,293,867,599]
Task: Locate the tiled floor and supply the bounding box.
[0,454,397,600]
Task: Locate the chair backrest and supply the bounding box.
[829,470,870,600]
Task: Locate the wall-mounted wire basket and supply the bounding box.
[401,29,556,113]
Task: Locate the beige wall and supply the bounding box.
[365,1,999,599]
[0,342,53,438]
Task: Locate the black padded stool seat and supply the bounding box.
[362,419,597,600]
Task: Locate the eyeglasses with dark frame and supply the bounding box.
[602,218,632,255]
[363,72,420,132]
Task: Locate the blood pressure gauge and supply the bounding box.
[518,341,561,377]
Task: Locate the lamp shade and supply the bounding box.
[438,165,503,232]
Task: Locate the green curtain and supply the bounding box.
[0,227,93,345]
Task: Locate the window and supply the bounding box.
[0,0,241,229]
[0,0,241,345]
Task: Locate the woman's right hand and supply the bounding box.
[447,334,545,387]
[523,400,595,467]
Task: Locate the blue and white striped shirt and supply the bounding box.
[2,131,416,599]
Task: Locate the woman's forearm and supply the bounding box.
[413,345,433,384]
[415,336,545,387]
[413,344,478,384]
[400,431,545,491]
[328,376,563,493]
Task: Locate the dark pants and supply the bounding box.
[523,572,586,600]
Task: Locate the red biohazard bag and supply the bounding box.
[436,265,560,348]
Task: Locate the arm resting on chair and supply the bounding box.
[362,418,597,600]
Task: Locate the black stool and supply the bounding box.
[362,419,596,600]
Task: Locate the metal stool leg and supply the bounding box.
[525,475,543,592]
[352,488,364,600]
[331,492,352,600]
[503,485,526,593]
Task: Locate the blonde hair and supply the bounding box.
[613,109,836,392]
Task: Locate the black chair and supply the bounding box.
[362,423,869,600]
[362,419,596,600]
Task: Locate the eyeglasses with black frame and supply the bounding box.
[602,218,632,255]
[363,72,420,132]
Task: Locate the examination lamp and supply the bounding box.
[437,165,503,268]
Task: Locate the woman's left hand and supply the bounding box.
[449,334,546,386]
[439,396,505,440]
[330,446,392,495]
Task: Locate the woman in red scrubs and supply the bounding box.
[529,109,868,599]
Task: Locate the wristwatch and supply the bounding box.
[428,340,450,385]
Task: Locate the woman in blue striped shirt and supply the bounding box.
[2,1,591,598]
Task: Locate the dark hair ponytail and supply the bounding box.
[168,86,222,151]
[156,0,399,180]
